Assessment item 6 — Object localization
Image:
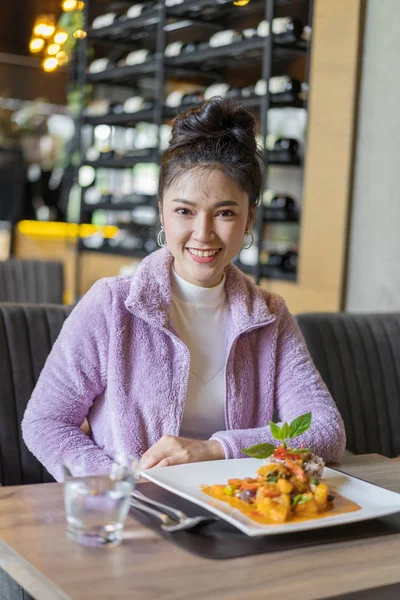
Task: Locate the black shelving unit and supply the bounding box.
[82,154,158,168]
[72,0,313,297]
[82,200,156,212]
[78,239,148,259]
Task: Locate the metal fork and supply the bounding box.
[130,492,218,532]
[131,489,188,521]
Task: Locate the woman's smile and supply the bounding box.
[186,247,222,263]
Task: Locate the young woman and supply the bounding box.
[22,98,346,481]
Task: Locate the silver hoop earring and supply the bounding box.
[157,226,167,248]
[242,229,254,250]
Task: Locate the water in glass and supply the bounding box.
[64,475,133,547]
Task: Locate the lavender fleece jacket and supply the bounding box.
[22,248,346,481]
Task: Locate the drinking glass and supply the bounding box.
[63,454,138,547]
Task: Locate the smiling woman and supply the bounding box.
[162,170,251,287]
[157,98,262,288]
[22,98,346,481]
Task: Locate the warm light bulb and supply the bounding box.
[62,0,78,11]
[29,38,45,53]
[47,43,61,55]
[54,30,68,44]
[233,0,250,5]
[73,29,87,39]
[77,1,85,10]
[42,24,56,38]
[56,50,69,65]
[43,57,58,72]
[33,22,47,36]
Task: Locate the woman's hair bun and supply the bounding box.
[169,97,257,153]
[159,96,264,208]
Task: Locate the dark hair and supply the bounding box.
[158,97,265,208]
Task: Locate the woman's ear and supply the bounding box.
[247,205,257,230]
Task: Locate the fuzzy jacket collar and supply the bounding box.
[125,248,276,332]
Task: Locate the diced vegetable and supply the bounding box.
[277,478,294,494]
[314,483,329,508]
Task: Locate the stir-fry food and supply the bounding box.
[201,412,360,525]
[202,451,334,524]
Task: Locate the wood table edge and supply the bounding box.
[0,540,71,600]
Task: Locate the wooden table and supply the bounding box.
[1,454,400,600]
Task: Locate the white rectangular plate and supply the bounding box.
[142,458,400,536]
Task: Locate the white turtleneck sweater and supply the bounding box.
[169,269,229,439]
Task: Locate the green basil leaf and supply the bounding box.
[280,422,290,441]
[242,443,275,459]
[292,494,312,507]
[298,495,312,505]
[291,494,303,508]
[289,412,312,440]
[269,421,282,441]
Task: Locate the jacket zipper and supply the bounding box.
[128,310,191,435]
[165,328,191,435]
[224,321,274,430]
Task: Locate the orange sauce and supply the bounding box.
[201,484,361,525]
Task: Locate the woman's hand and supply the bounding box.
[139,435,225,470]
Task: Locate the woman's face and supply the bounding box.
[161,168,254,287]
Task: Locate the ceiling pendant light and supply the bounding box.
[29,1,85,71]
[47,43,61,55]
[29,38,46,53]
[73,29,87,39]
[54,29,68,44]
[62,0,78,11]
[43,57,58,72]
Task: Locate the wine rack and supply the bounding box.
[73,0,314,292]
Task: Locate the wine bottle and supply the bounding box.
[92,13,116,30]
[255,76,302,103]
[265,252,284,269]
[204,83,229,101]
[209,30,243,48]
[181,42,199,54]
[123,49,152,66]
[165,41,185,58]
[181,92,204,106]
[273,17,304,43]
[265,194,298,221]
[257,18,304,44]
[88,58,112,74]
[281,250,298,273]
[123,96,153,114]
[270,76,302,102]
[268,138,301,165]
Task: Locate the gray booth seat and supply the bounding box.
[0,302,73,600]
[0,259,64,304]
[0,302,72,486]
[296,312,400,457]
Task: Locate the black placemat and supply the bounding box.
[129,482,400,560]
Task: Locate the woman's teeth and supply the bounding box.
[188,249,220,257]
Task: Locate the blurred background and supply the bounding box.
[0,0,398,312]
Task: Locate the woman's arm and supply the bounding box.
[211,305,346,463]
[22,279,114,481]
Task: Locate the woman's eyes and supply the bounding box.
[216,210,235,218]
[175,208,235,218]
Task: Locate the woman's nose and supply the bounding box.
[193,215,214,242]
